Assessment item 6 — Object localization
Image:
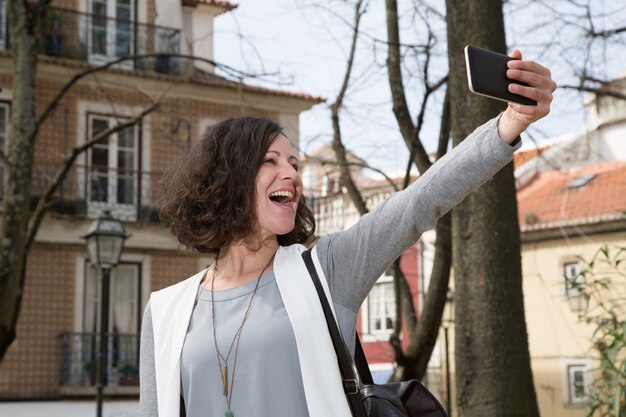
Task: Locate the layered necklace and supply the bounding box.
[206,252,275,417]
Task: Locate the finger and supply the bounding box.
[507,68,557,92]
[509,102,550,119]
[507,59,552,78]
[509,82,554,103]
[509,49,522,60]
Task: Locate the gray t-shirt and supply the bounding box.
[139,116,520,417]
[181,272,309,417]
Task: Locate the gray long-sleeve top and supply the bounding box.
[139,116,520,417]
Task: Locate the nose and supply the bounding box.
[280,161,299,180]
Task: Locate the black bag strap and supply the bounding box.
[354,332,374,385]
[302,249,368,416]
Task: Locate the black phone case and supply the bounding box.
[464,44,537,106]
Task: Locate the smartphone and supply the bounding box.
[464,44,537,106]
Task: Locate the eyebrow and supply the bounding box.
[267,150,298,163]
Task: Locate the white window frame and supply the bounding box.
[86,113,140,221]
[74,253,151,333]
[76,101,152,220]
[567,365,588,404]
[87,0,135,68]
[82,261,142,335]
[361,274,396,342]
[301,165,316,194]
[561,358,591,406]
[321,175,329,197]
[74,253,150,387]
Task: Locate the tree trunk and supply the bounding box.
[445,0,540,416]
[0,2,42,360]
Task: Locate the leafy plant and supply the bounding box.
[575,244,626,417]
[117,362,139,377]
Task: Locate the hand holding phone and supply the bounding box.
[464,44,537,106]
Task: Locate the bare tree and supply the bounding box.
[0,0,53,362]
[384,0,455,382]
[445,1,540,416]
[322,0,452,383]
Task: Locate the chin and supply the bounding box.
[273,222,296,237]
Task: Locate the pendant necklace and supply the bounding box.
[209,252,275,417]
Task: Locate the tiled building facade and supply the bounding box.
[0,0,320,398]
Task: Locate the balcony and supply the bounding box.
[308,190,394,236]
[29,163,163,223]
[0,4,181,76]
[59,332,139,395]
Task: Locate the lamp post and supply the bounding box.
[82,210,130,417]
[443,289,455,417]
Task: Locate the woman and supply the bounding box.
[140,51,556,417]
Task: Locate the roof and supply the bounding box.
[182,0,238,14]
[190,69,325,103]
[517,161,626,230]
[513,145,554,169]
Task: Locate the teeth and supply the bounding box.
[269,190,294,202]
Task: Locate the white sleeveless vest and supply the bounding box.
[149,245,353,417]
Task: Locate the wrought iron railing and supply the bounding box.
[60,332,139,387]
[308,189,395,236]
[29,163,163,223]
[0,3,181,75]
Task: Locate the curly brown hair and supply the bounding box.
[158,116,315,254]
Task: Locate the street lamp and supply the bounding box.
[82,210,130,417]
[443,289,454,417]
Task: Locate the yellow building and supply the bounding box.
[511,76,626,416]
[518,159,626,416]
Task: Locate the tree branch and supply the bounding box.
[587,26,626,38]
[560,84,626,101]
[35,53,275,132]
[330,0,369,217]
[25,103,160,251]
[436,88,451,160]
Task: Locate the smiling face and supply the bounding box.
[252,134,303,241]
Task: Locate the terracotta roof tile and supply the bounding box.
[182,0,238,12]
[190,69,325,103]
[513,145,553,169]
[517,161,626,227]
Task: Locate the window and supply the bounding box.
[0,101,9,200]
[83,262,141,384]
[83,262,141,335]
[367,275,396,335]
[567,364,589,404]
[87,114,139,220]
[88,0,134,66]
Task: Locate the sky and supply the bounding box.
[213,0,626,177]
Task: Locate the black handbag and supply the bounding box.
[302,249,449,417]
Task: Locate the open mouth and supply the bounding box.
[269,190,295,206]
